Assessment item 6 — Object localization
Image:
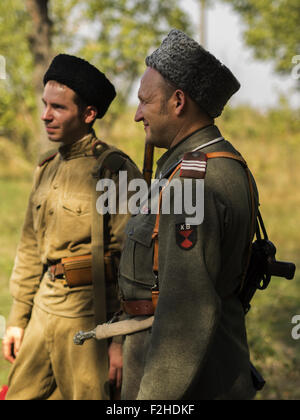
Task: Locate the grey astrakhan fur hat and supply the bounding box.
[146,29,240,118]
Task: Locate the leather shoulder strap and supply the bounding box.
[92,144,130,179]
[152,151,256,295]
[102,152,127,174]
[206,152,256,292]
[91,146,130,321]
[206,151,247,167]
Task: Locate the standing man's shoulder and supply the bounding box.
[30,148,59,189]
[92,139,142,179]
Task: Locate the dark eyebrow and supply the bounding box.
[41,98,66,108]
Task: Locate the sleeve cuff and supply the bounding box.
[7,300,33,329]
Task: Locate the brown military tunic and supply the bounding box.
[119,125,258,400]
[6,131,142,400]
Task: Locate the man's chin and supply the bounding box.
[145,132,156,146]
[46,133,62,143]
[145,136,165,149]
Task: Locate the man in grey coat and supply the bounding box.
[118,29,258,400]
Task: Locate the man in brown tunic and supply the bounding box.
[2,54,142,400]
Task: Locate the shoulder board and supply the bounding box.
[38,151,58,167]
[179,151,207,179]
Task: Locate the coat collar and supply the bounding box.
[156,124,223,179]
[59,130,96,160]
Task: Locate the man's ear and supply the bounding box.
[173,90,186,116]
[84,106,98,124]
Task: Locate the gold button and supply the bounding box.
[76,207,82,215]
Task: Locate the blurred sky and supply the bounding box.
[131,0,299,110]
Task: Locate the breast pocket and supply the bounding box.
[57,196,92,246]
[119,216,157,290]
[62,197,91,217]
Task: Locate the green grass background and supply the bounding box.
[0,105,299,399]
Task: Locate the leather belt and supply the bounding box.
[48,262,65,279]
[122,300,155,316]
[47,254,93,287]
[48,262,68,287]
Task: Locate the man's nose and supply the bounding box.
[41,106,53,121]
[134,103,143,122]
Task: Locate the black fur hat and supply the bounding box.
[43,54,116,119]
[146,29,240,118]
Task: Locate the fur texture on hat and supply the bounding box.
[44,54,116,119]
[146,29,240,118]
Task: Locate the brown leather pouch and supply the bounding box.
[61,254,93,288]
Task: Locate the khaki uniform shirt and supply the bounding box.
[8,132,142,328]
[119,125,258,400]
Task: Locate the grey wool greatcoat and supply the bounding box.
[118,124,258,400]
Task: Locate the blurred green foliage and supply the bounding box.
[50,0,190,130]
[0,0,190,160]
[0,1,38,160]
[1,0,299,159]
[222,0,300,75]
